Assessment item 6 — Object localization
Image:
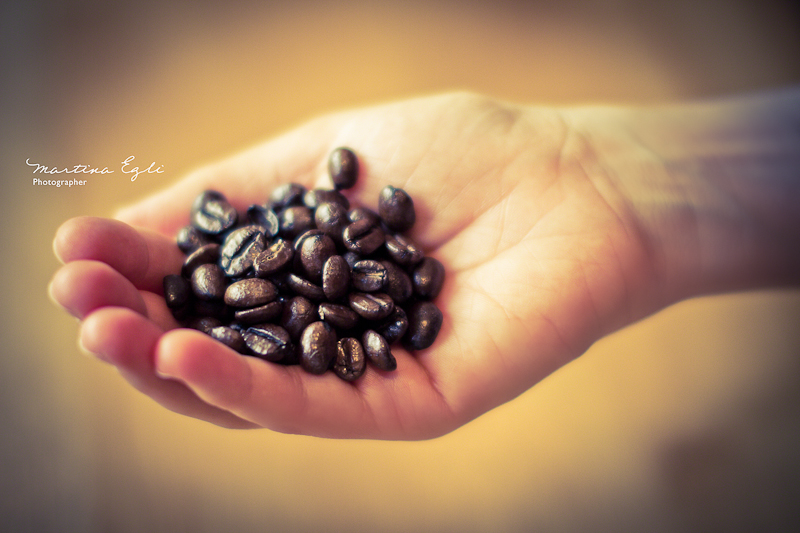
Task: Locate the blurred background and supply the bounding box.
[2,0,799,531]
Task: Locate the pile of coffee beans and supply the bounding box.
[163,147,444,381]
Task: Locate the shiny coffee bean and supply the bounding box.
[375,306,409,345]
[384,234,424,267]
[254,238,294,277]
[243,323,293,362]
[322,255,350,301]
[220,225,267,277]
[303,188,350,211]
[378,185,415,232]
[348,206,380,226]
[285,273,325,301]
[317,303,360,330]
[181,243,220,277]
[187,316,223,334]
[403,301,443,350]
[191,190,238,235]
[163,274,191,309]
[299,232,337,282]
[334,337,366,381]
[269,183,306,210]
[328,147,359,190]
[351,260,387,292]
[224,278,277,308]
[342,251,362,270]
[245,205,280,238]
[233,300,283,324]
[299,321,337,374]
[280,296,318,340]
[343,218,385,255]
[176,225,215,254]
[412,257,445,300]
[209,326,247,353]
[348,292,394,321]
[279,206,315,239]
[314,202,348,241]
[191,263,226,301]
[379,260,413,304]
[362,330,396,371]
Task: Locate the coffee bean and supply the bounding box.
[334,337,366,381]
[279,206,315,240]
[163,274,192,309]
[384,234,424,267]
[298,232,337,282]
[375,306,409,345]
[253,238,294,277]
[317,303,360,330]
[348,206,380,226]
[269,183,306,210]
[342,251,362,270]
[192,299,232,321]
[314,202,348,241]
[412,257,445,300]
[403,301,443,351]
[234,300,283,324]
[209,326,247,354]
[224,278,277,308]
[285,273,325,301]
[245,205,280,238]
[181,243,220,277]
[299,321,337,374]
[176,225,215,254]
[379,260,413,304]
[348,292,394,321]
[243,323,293,362]
[329,147,359,190]
[303,188,350,211]
[322,255,351,301]
[279,296,318,340]
[343,218,385,255]
[362,330,396,371]
[191,263,226,301]
[351,260,387,292]
[191,190,238,235]
[220,225,267,277]
[378,185,415,233]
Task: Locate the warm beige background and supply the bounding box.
[2,0,799,531]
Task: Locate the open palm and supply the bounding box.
[51,93,655,439]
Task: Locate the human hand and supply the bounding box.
[49,92,669,438]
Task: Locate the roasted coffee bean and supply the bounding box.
[176,225,215,254]
[403,301,443,351]
[317,302,360,330]
[351,260,387,292]
[348,292,394,321]
[412,257,445,300]
[245,205,280,238]
[243,323,293,362]
[285,273,325,301]
[334,337,366,381]
[362,330,396,371]
[220,225,266,277]
[192,299,232,321]
[348,206,380,226]
[299,321,338,374]
[187,316,223,334]
[279,206,315,239]
[375,306,409,345]
[234,300,283,324]
[191,263,226,301]
[384,234,424,267]
[209,326,247,353]
[343,218,385,255]
[181,243,220,277]
[314,202,348,241]
[303,188,350,211]
[191,190,238,235]
[280,296,318,340]
[224,278,277,308]
[253,238,293,277]
[269,183,306,210]
[378,185,415,233]
[342,251,362,270]
[328,147,359,190]
[379,260,413,304]
[299,232,337,282]
[322,255,350,301]
[163,274,192,309]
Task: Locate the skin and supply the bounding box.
[49,89,800,439]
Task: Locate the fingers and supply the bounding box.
[53,216,184,293]
[49,260,148,319]
[80,307,257,429]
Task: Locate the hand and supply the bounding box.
[49,92,665,438]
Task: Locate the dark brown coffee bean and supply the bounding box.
[403,301,443,351]
[362,330,396,371]
[303,188,350,211]
[191,190,238,235]
[379,260,413,304]
[279,206,315,240]
[412,257,445,300]
[348,206,380,226]
[233,300,283,324]
[280,296,318,340]
[299,321,337,374]
[317,302,360,330]
[375,306,409,345]
[224,278,277,308]
[348,292,394,321]
[334,337,366,381]
[243,324,293,362]
[191,263,226,301]
[314,202,348,241]
[378,185,415,232]
[384,234,424,267]
[343,218,385,255]
[285,273,325,301]
[299,233,337,282]
[176,225,215,254]
[163,274,192,309]
[351,260,387,292]
[342,251,362,270]
[220,225,267,277]
[322,255,350,301]
[253,238,294,277]
[181,243,220,277]
[209,326,247,353]
[187,316,223,333]
[269,183,306,210]
[245,205,280,238]
[328,147,359,190]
